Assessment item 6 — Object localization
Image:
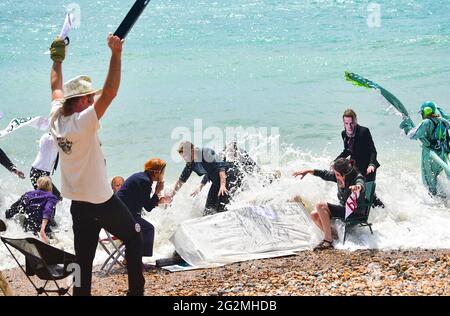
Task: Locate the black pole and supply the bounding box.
[114,0,151,40]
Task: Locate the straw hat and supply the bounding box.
[63,75,102,100]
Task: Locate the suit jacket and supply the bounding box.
[336,125,380,173]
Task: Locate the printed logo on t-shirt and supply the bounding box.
[57,137,73,154]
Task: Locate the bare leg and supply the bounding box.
[316,202,333,241]
[310,209,324,231]
[0,271,13,296]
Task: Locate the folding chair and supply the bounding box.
[0,237,77,296]
[342,181,376,244]
[98,230,126,274]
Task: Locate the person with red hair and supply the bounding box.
[116,159,171,260]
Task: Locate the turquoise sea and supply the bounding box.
[0,0,449,268]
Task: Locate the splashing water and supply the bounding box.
[1,0,450,270]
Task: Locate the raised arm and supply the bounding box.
[94,34,123,120]
[50,37,66,101]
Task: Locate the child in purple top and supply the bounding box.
[5,176,58,243]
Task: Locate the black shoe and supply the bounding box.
[155,252,185,267]
[372,197,385,208]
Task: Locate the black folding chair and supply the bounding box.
[1,237,77,296]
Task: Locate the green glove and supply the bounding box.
[49,37,66,63]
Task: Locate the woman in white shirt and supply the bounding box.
[30,133,61,199]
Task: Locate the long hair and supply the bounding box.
[332,158,359,186]
[62,97,82,116]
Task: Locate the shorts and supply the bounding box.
[327,203,363,220]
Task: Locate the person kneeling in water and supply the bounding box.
[5,176,58,244]
[116,159,171,267]
[293,158,365,250]
[170,141,243,216]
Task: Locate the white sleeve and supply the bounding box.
[50,100,64,117]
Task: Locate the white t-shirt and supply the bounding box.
[49,100,113,204]
[32,133,59,172]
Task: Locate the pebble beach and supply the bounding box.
[2,249,449,296]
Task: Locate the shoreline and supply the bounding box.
[1,248,449,296]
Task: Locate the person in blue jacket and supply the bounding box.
[116,158,170,259]
[169,141,243,216]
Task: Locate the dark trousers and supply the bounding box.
[71,195,144,296]
[204,166,242,216]
[136,217,154,257]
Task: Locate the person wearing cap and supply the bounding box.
[116,159,171,259]
[400,102,450,197]
[293,158,366,250]
[170,141,243,216]
[48,34,144,296]
[335,109,384,208]
[0,147,25,179]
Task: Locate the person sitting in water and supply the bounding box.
[0,147,25,179]
[111,176,125,193]
[400,102,450,198]
[5,176,59,244]
[293,158,365,250]
[30,132,61,199]
[169,141,243,216]
[335,109,384,208]
[116,159,171,262]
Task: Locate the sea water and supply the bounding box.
[0,0,449,269]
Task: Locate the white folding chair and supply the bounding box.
[98,230,126,274]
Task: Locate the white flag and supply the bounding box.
[0,116,49,138]
[59,13,74,40]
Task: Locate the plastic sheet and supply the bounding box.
[169,203,323,269]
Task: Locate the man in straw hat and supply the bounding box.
[48,34,144,296]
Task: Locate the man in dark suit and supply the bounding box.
[335,109,385,208]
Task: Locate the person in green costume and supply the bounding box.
[400,102,450,197]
